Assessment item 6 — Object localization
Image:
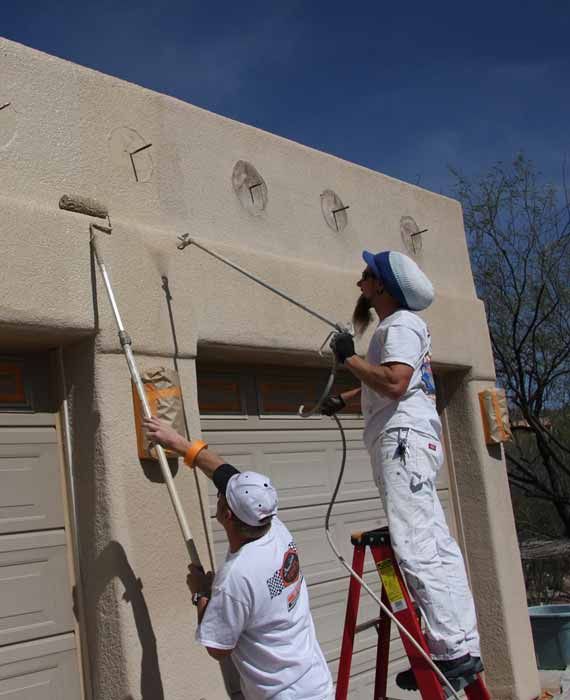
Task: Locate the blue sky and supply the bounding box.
[3,1,569,195]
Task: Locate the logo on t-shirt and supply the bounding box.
[282,549,300,584]
[286,577,303,611]
[266,540,303,608]
[420,351,436,401]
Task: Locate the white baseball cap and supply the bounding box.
[226,471,278,527]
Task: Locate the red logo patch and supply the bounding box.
[428,443,437,451]
[281,550,300,586]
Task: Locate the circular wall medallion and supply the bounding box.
[108,127,153,183]
[400,216,424,255]
[0,101,17,149]
[320,190,349,232]
[232,161,268,215]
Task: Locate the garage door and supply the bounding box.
[198,364,458,700]
[0,355,82,699]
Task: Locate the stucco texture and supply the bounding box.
[65,343,223,700]
[1,36,539,699]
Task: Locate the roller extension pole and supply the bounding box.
[91,235,201,566]
[177,234,345,332]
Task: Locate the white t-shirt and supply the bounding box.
[362,310,442,450]
[196,517,332,700]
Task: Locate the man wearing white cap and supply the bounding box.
[144,416,333,700]
[324,251,482,691]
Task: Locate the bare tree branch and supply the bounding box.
[453,154,570,537]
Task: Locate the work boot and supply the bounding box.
[395,653,483,691]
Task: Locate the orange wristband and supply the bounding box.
[184,440,208,468]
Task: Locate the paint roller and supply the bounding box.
[59,194,201,566]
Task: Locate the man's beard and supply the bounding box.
[352,294,373,337]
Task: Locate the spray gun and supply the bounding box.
[176,234,353,417]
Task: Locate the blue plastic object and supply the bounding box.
[529,605,570,670]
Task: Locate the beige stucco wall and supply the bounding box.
[0,36,539,699]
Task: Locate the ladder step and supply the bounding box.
[355,616,382,634]
[350,526,391,547]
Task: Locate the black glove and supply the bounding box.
[321,394,346,416]
[330,332,355,364]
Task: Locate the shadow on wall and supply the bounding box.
[93,541,165,700]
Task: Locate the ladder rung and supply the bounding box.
[350,527,391,547]
[355,616,382,634]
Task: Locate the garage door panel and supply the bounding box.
[205,434,376,511]
[263,446,330,498]
[0,664,70,700]
[0,429,63,535]
[0,634,81,700]
[0,531,74,646]
[206,443,334,510]
[0,428,57,445]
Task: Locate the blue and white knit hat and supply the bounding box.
[362,250,434,311]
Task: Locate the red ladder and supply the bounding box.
[336,527,490,700]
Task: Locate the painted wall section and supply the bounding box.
[0,36,539,699]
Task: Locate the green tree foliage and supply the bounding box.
[452,155,570,538]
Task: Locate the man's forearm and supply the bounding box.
[344,356,408,400]
[194,447,226,479]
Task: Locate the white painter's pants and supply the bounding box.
[370,428,480,660]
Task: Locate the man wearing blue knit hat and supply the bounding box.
[324,251,482,691]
